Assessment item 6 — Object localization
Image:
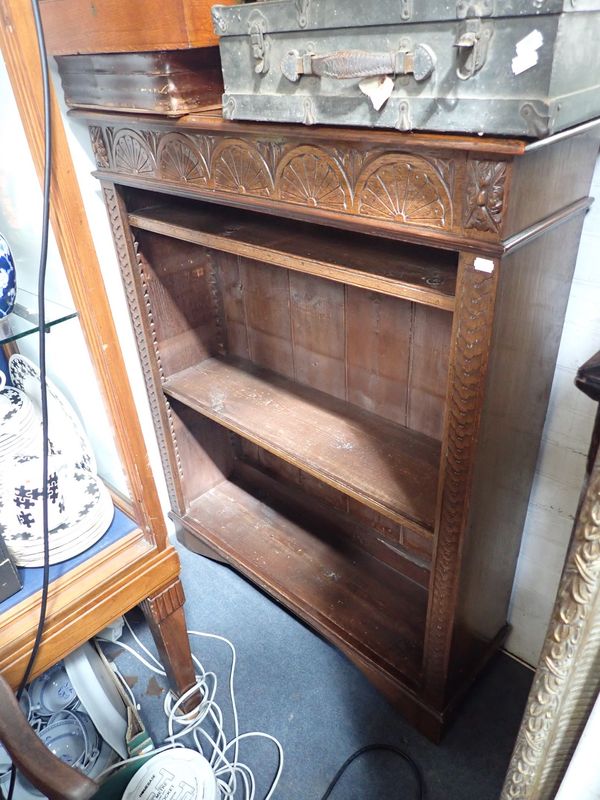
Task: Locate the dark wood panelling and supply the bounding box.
[289,272,346,400]
[408,305,453,440]
[133,231,219,377]
[216,252,249,361]
[240,259,295,380]
[346,288,412,426]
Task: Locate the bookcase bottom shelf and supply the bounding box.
[175,477,427,688]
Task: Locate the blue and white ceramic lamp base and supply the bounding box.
[0,233,16,319]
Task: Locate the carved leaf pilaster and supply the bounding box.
[422,257,498,699]
[89,126,109,169]
[464,159,507,233]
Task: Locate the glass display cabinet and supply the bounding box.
[0,0,197,705]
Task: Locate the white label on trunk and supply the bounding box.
[359,75,394,111]
[512,29,543,75]
[474,257,495,273]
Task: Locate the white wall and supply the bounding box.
[556,693,600,800]
[506,156,600,665]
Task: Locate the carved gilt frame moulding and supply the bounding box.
[501,416,600,799]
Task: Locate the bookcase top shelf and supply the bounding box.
[130,202,457,310]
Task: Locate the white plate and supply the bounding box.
[9,355,96,474]
[5,472,114,566]
[29,663,78,717]
[64,643,128,760]
[87,738,119,781]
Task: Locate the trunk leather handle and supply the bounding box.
[281,45,436,83]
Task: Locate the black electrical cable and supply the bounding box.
[319,744,426,800]
[5,2,52,799]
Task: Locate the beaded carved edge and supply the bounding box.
[102,184,183,511]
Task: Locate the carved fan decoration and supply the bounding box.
[278,148,349,210]
[213,141,273,197]
[356,155,451,228]
[113,131,155,175]
[157,135,208,185]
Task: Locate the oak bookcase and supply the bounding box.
[78,108,599,740]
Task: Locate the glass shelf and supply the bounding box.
[0,288,78,346]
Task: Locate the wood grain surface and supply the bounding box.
[129,202,458,310]
[183,478,427,684]
[164,357,441,536]
[39,0,237,55]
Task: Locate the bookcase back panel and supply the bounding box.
[134,230,220,376]
[215,252,452,440]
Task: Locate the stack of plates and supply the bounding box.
[0,356,114,567]
[0,387,39,458]
[0,657,122,800]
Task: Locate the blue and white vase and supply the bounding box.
[0,233,16,319]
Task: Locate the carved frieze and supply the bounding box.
[86,122,517,237]
[112,129,155,175]
[464,159,507,233]
[212,139,274,197]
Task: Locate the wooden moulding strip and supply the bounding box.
[501,197,593,255]
[128,208,457,311]
[72,108,527,156]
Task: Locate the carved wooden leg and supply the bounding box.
[140,579,199,712]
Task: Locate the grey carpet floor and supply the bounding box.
[108,541,532,800]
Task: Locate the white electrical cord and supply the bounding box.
[97,624,284,800]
